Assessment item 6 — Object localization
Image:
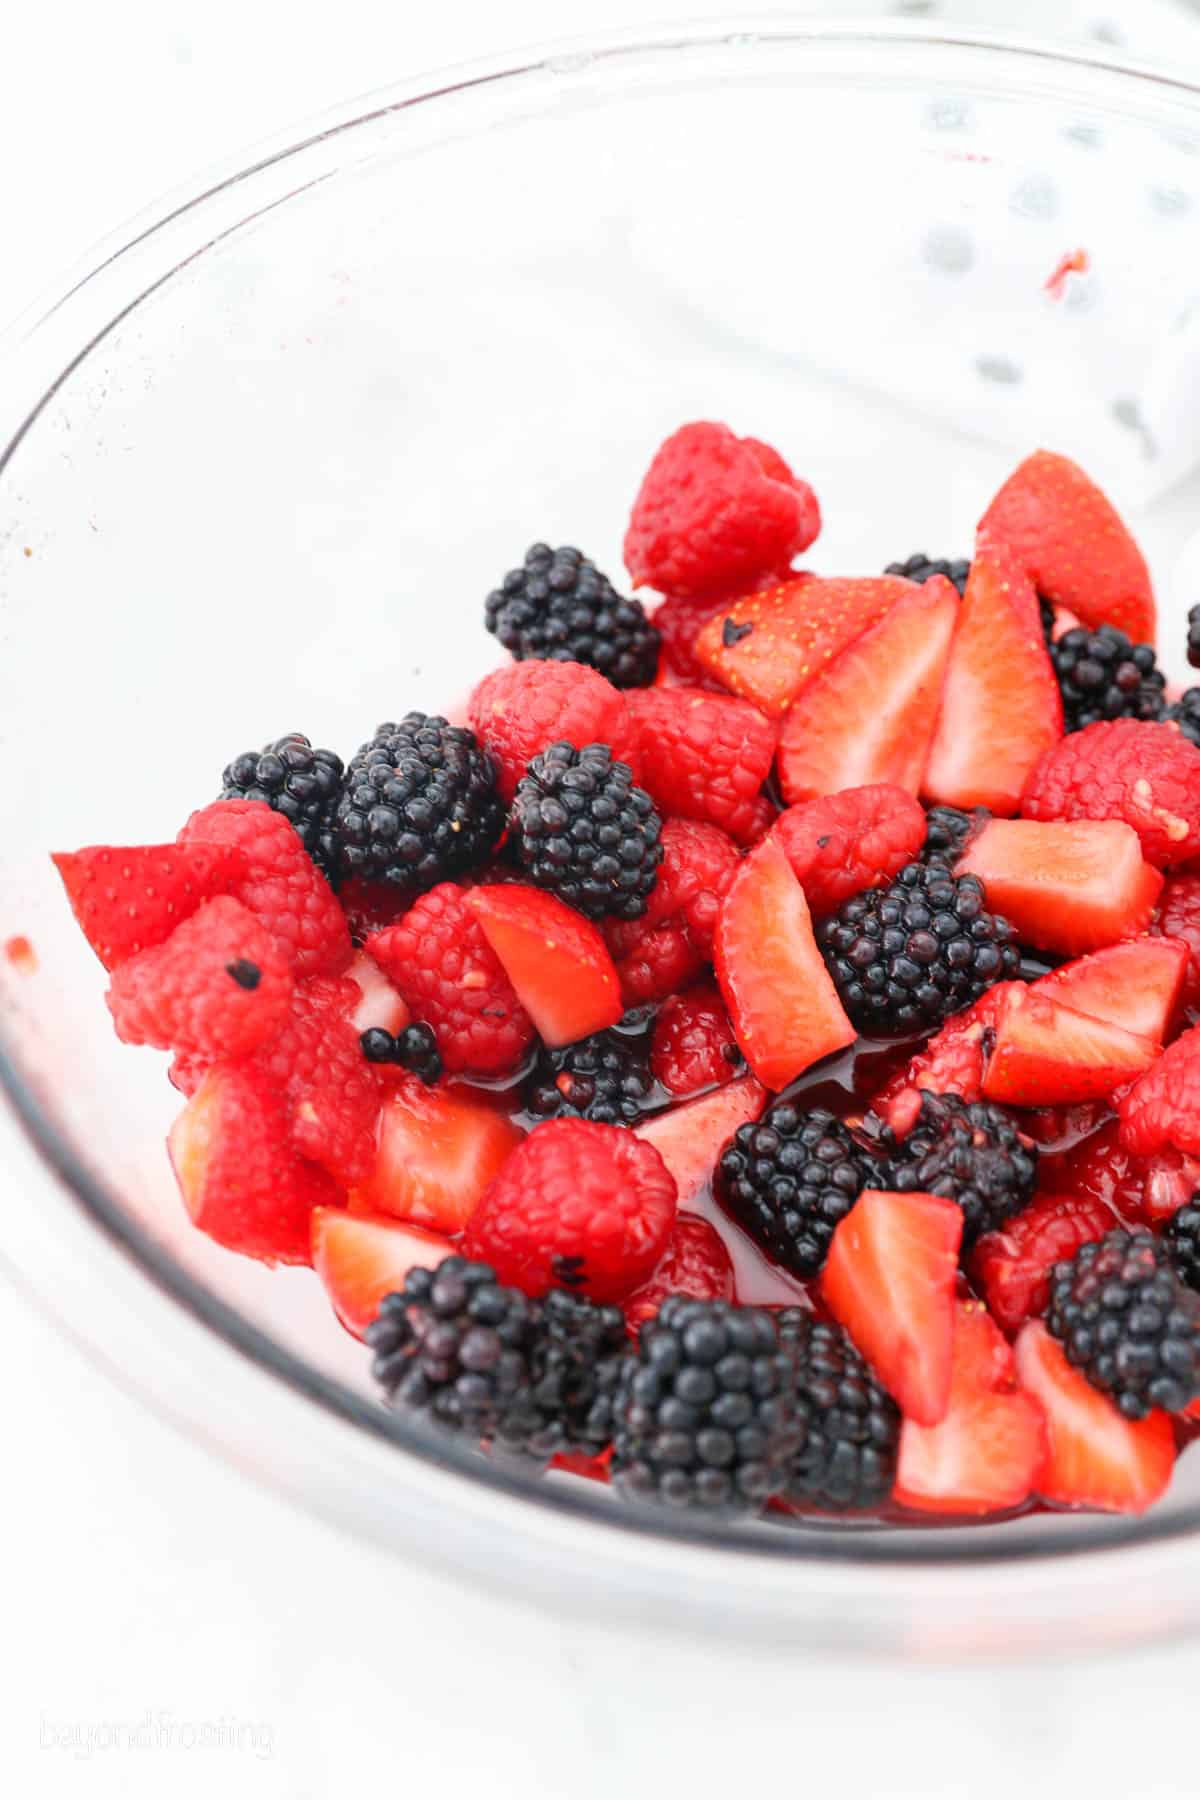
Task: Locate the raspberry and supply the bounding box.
[366,883,535,1077]
[468,659,641,805]
[52,841,248,972]
[463,1119,677,1302]
[870,985,1012,1139]
[1153,875,1200,1016]
[511,741,663,921]
[1120,1022,1200,1156]
[623,1216,735,1332]
[179,798,352,980]
[651,593,729,684]
[624,421,820,599]
[107,896,292,1057]
[650,983,741,1095]
[249,993,382,1187]
[220,733,344,882]
[1046,1228,1200,1419]
[971,1189,1115,1335]
[771,785,927,916]
[884,553,970,594]
[602,915,706,1007]
[1021,720,1200,869]
[625,686,776,846]
[640,817,740,952]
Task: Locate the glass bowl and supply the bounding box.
[4,20,1200,1660]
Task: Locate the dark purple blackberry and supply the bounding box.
[360,1023,444,1086]
[495,1287,629,1462]
[1188,602,1200,670]
[775,1312,900,1513]
[1050,624,1165,732]
[922,804,991,869]
[1045,1228,1200,1420]
[611,1297,801,1515]
[887,1091,1037,1246]
[334,714,504,892]
[716,1103,874,1277]
[524,1029,652,1127]
[884,553,969,596]
[220,733,344,882]
[1165,689,1200,749]
[511,740,662,921]
[1164,1201,1200,1295]
[486,544,660,688]
[815,861,1020,1039]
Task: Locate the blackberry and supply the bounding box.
[884,553,969,596]
[495,1286,629,1462]
[360,1023,443,1085]
[486,544,660,688]
[511,741,663,921]
[922,804,990,869]
[611,1297,801,1514]
[1045,1228,1200,1420]
[220,732,344,882]
[1188,602,1200,670]
[716,1103,873,1278]
[816,861,1020,1039]
[1049,625,1165,732]
[524,1029,652,1127]
[334,714,504,892]
[887,1090,1037,1246]
[775,1311,900,1513]
[1165,689,1200,749]
[1164,1201,1200,1294]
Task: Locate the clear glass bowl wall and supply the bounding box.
[4,26,1200,1655]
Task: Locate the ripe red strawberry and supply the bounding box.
[463,1119,676,1301]
[1042,1119,1200,1226]
[1021,720,1200,869]
[311,1208,449,1338]
[350,1077,524,1232]
[770,784,927,916]
[971,1189,1116,1333]
[465,883,622,1047]
[168,1063,339,1264]
[978,450,1155,642]
[694,575,903,718]
[179,798,352,980]
[107,896,292,1057]
[871,985,1013,1139]
[894,1300,1046,1515]
[957,818,1162,956]
[624,421,820,599]
[821,1188,963,1426]
[366,883,535,1077]
[714,837,856,1090]
[1120,1022,1200,1156]
[467,659,640,804]
[624,1215,735,1332]
[922,543,1062,815]
[603,915,707,1008]
[1014,1320,1175,1513]
[1032,938,1186,1046]
[982,985,1158,1106]
[650,983,741,1095]
[52,841,248,972]
[1154,876,1200,1016]
[625,686,776,845]
[775,577,957,804]
[640,817,740,950]
[634,1074,767,1208]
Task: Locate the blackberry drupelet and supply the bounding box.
[775,1311,900,1513]
[883,553,970,596]
[611,1297,801,1515]
[887,1090,1037,1246]
[922,804,991,869]
[1164,1201,1200,1295]
[1188,602,1200,670]
[358,1024,443,1085]
[493,1287,629,1462]
[486,544,660,688]
[511,740,663,921]
[717,1103,874,1278]
[1045,1228,1200,1420]
[1049,625,1165,732]
[334,714,504,891]
[1039,595,1057,643]
[524,1029,653,1127]
[221,733,344,882]
[816,861,1019,1039]
[1165,689,1200,749]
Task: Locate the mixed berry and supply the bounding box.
[52,423,1200,1526]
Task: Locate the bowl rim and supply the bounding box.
[4,14,1200,1582]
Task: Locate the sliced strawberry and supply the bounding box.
[53,841,247,971]
[464,883,622,1047]
[311,1208,449,1338]
[821,1188,963,1426]
[350,1078,524,1233]
[870,985,1014,1139]
[634,1075,767,1208]
[714,838,855,1090]
[344,948,411,1038]
[694,575,906,718]
[956,818,1162,956]
[922,544,1062,815]
[1014,1321,1175,1513]
[982,985,1158,1106]
[894,1300,1046,1515]
[978,450,1155,642]
[1032,938,1186,1046]
[971,1189,1117,1333]
[776,577,957,805]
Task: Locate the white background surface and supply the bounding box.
[5,2,1200,1794]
